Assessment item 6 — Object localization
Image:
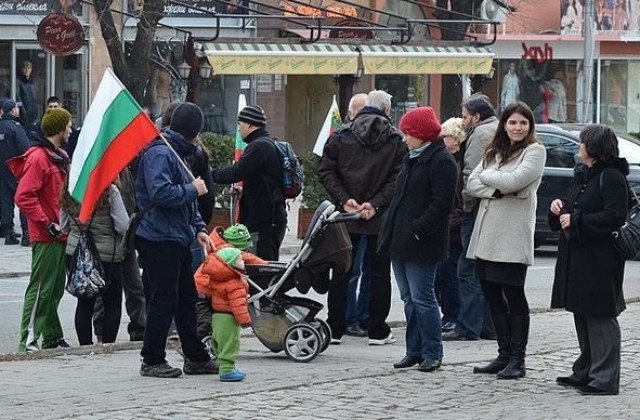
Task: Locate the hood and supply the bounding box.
[162,129,197,158]
[201,253,243,283]
[468,115,498,136]
[7,136,69,179]
[350,107,401,151]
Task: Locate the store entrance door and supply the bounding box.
[14,45,49,128]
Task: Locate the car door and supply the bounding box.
[535,131,579,244]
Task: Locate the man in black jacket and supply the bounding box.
[0,99,30,245]
[318,90,406,345]
[212,105,286,261]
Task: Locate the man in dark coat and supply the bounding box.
[212,104,286,261]
[318,90,406,345]
[0,99,30,245]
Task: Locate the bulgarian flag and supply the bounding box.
[312,95,341,156]
[234,93,247,161]
[69,68,159,223]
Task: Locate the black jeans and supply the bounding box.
[480,280,530,316]
[74,261,123,345]
[0,176,27,231]
[135,236,210,366]
[250,223,286,261]
[327,233,391,340]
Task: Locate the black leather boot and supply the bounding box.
[497,314,530,379]
[473,312,510,374]
[4,226,19,245]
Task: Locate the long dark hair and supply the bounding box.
[484,101,538,165]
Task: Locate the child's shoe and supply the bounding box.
[220,369,246,382]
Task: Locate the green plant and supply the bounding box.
[200,132,235,208]
[300,152,330,209]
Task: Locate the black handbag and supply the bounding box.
[602,171,640,260]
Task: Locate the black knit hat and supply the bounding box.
[170,102,204,140]
[237,105,267,127]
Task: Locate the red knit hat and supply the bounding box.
[399,106,442,143]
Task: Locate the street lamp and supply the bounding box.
[198,59,213,79]
[177,60,192,80]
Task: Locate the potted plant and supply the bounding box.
[298,152,330,238]
[200,132,236,229]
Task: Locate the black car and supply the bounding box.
[535,124,640,247]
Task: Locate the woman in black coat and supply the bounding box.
[378,107,457,373]
[549,124,628,396]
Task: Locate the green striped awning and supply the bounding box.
[203,42,359,75]
[359,45,494,75]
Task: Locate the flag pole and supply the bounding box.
[158,132,196,181]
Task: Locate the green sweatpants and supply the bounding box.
[212,313,240,375]
[18,242,67,352]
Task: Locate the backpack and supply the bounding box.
[65,216,108,299]
[272,139,304,199]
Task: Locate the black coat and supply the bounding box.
[318,107,406,235]
[0,114,30,177]
[212,128,286,230]
[549,160,629,317]
[378,139,458,263]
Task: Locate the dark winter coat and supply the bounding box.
[186,144,214,226]
[549,159,629,317]
[212,128,286,231]
[0,114,30,177]
[378,139,458,262]
[318,107,406,235]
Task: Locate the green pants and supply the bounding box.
[18,242,67,352]
[212,313,240,374]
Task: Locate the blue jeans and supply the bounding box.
[435,241,462,325]
[136,236,210,366]
[455,211,484,338]
[392,259,442,361]
[346,235,370,329]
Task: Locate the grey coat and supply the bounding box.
[461,116,499,212]
[466,143,546,265]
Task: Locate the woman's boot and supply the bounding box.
[473,312,510,374]
[497,314,529,379]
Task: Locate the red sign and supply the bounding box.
[521,42,554,64]
[37,13,84,56]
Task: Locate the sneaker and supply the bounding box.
[330,338,341,345]
[183,358,219,375]
[42,338,70,349]
[220,369,246,382]
[441,321,456,333]
[20,235,30,247]
[368,333,395,346]
[140,362,183,378]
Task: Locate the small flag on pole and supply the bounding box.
[313,95,341,156]
[69,68,159,223]
[234,94,247,161]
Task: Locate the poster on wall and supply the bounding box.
[628,62,640,134]
[595,0,640,33]
[561,0,584,34]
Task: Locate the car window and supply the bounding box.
[538,133,578,168]
[618,138,640,166]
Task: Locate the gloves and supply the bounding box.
[46,222,63,239]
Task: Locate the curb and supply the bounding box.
[0,272,30,279]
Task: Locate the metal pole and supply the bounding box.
[582,0,595,123]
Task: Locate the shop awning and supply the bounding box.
[203,42,359,75]
[359,45,494,75]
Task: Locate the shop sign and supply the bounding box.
[132,0,249,16]
[521,42,553,64]
[37,13,84,56]
[329,19,373,40]
[0,0,82,15]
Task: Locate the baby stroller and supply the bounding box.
[245,200,359,362]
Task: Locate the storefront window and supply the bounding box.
[477,59,579,124]
[600,60,629,133]
[0,42,10,99]
[55,53,86,125]
[15,48,48,127]
[375,74,427,126]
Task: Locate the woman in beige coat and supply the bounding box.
[465,102,546,379]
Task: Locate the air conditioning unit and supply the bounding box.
[481,0,508,24]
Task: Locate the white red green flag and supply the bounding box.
[234,93,247,161]
[69,68,159,223]
[313,95,342,156]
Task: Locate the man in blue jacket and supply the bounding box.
[134,102,216,378]
[0,99,30,245]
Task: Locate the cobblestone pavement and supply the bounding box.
[3,305,640,419]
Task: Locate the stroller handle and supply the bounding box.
[325,212,362,224]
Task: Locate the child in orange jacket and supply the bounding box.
[201,247,250,381]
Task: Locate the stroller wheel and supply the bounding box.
[283,324,321,363]
[310,319,332,353]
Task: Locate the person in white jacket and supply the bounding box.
[465,101,546,380]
